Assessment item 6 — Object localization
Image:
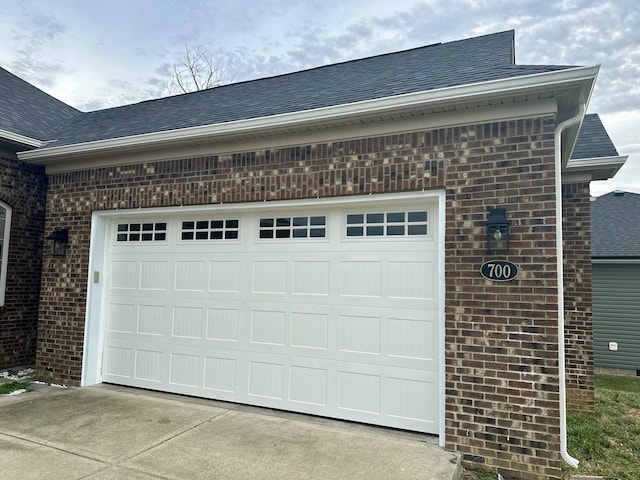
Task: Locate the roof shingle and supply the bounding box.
[592,191,640,258]
[0,67,80,142]
[572,113,619,159]
[26,30,576,148]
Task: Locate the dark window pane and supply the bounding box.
[293,229,307,238]
[347,214,363,224]
[387,225,405,235]
[210,231,223,240]
[130,233,140,241]
[182,232,194,240]
[211,220,224,229]
[260,218,273,228]
[408,211,427,222]
[196,220,208,229]
[276,229,291,238]
[259,230,273,239]
[117,224,128,232]
[366,225,384,236]
[293,217,308,226]
[387,212,405,223]
[156,223,167,231]
[155,232,166,241]
[408,224,427,235]
[347,226,363,237]
[225,230,238,240]
[367,213,384,223]
[310,216,325,226]
[130,224,141,232]
[226,219,238,229]
[141,233,153,241]
[276,217,291,227]
[117,233,127,241]
[142,223,154,231]
[310,228,325,238]
[182,221,194,230]
[195,231,208,240]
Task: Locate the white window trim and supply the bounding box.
[0,201,12,306]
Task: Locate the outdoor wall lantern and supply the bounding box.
[486,208,510,253]
[47,228,69,257]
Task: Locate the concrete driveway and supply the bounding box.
[0,383,461,480]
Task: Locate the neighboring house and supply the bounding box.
[0,67,79,368]
[592,191,640,374]
[1,31,628,479]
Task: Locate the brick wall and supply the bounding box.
[0,152,47,369]
[562,182,595,413]
[37,115,577,479]
[443,118,564,479]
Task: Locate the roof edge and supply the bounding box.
[0,129,44,149]
[565,154,628,180]
[19,65,599,164]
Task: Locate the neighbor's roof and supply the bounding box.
[571,114,619,159]
[0,66,80,145]
[592,191,640,258]
[21,30,578,149]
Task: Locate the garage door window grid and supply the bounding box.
[259,216,326,239]
[117,222,167,242]
[346,211,428,237]
[181,219,239,240]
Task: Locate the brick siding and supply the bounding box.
[0,152,47,369]
[36,115,590,479]
[562,182,595,413]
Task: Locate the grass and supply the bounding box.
[0,380,31,395]
[566,374,640,480]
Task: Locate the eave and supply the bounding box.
[18,66,599,169]
[565,155,628,181]
[0,129,43,149]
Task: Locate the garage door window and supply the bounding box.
[259,216,326,239]
[117,222,167,242]
[182,219,239,240]
[346,211,428,237]
[0,202,10,306]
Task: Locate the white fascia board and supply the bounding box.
[19,66,598,164]
[565,155,628,180]
[0,129,43,148]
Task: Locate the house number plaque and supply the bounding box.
[481,260,518,281]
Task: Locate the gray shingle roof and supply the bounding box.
[0,66,80,142]
[39,30,576,148]
[592,191,640,258]
[572,113,619,159]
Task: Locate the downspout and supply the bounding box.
[554,104,585,469]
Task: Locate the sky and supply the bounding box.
[1,0,638,196]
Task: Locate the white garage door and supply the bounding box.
[101,199,440,433]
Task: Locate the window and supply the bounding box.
[116,222,167,242]
[346,211,428,237]
[0,202,11,306]
[181,219,239,241]
[259,216,326,239]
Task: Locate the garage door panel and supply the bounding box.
[102,200,440,434]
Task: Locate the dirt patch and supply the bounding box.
[627,408,640,421]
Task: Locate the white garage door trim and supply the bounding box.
[82,191,445,443]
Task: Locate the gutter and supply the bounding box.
[19,65,598,164]
[554,103,585,469]
[0,129,43,148]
